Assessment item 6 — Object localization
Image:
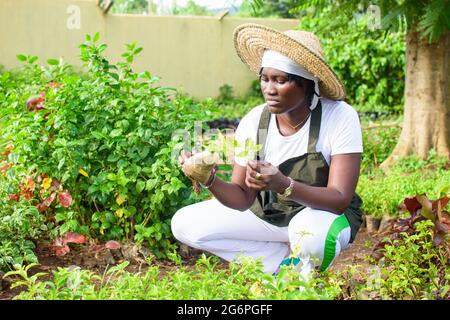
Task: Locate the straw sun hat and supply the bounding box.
[233,23,346,100]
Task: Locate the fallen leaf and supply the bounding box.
[89,244,106,254]
[49,244,70,256]
[432,233,444,247]
[432,196,449,212]
[62,232,86,244]
[36,202,49,213]
[435,221,449,234]
[58,191,72,208]
[105,240,121,250]
[49,237,70,256]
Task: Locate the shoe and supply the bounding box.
[272,256,301,276]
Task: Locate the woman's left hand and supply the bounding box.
[245,160,289,193]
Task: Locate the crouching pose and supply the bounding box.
[172,23,363,277]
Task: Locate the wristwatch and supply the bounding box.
[278,177,294,199]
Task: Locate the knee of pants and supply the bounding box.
[171,207,192,244]
[290,230,327,262]
[171,205,211,246]
[288,209,350,269]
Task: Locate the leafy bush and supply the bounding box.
[372,220,450,299]
[361,123,402,173]
[298,8,405,114]
[0,165,48,270]
[0,34,215,260]
[357,152,450,218]
[366,194,450,299]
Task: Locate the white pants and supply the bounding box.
[171,198,351,276]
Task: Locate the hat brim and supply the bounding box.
[233,23,346,100]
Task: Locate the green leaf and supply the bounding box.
[146,179,158,191]
[107,154,119,162]
[93,32,100,42]
[110,129,123,138]
[47,58,59,66]
[57,157,66,170]
[91,131,105,139]
[136,180,145,193]
[16,54,27,62]
[109,72,119,81]
[28,56,38,64]
[55,212,66,222]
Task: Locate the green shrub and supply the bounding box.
[370,220,450,299]
[0,34,215,259]
[357,152,450,218]
[361,123,402,173]
[0,175,47,271]
[298,8,405,114]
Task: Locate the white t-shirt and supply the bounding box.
[234,99,363,167]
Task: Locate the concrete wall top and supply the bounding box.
[0,0,300,99]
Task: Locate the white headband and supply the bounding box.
[261,50,320,110]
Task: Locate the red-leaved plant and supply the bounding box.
[49,231,121,257]
[49,232,86,256]
[372,194,450,260]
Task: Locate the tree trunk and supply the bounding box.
[381,28,450,170]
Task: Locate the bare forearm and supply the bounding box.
[286,180,350,214]
[205,177,252,211]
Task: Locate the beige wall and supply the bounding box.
[0,0,299,98]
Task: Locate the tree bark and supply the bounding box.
[381,28,450,170]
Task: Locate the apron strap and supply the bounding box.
[256,100,323,160]
[256,104,271,161]
[307,100,322,154]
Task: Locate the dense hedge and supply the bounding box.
[0,35,214,267]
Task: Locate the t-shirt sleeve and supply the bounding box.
[233,106,263,167]
[329,104,363,155]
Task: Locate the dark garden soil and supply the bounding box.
[0,223,384,300]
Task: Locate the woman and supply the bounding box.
[171,23,363,277]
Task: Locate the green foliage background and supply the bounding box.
[0,34,215,268]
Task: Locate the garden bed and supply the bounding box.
[0,224,381,300]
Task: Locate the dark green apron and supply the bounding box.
[249,101,363,243]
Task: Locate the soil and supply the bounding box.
[0,225,384,300]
